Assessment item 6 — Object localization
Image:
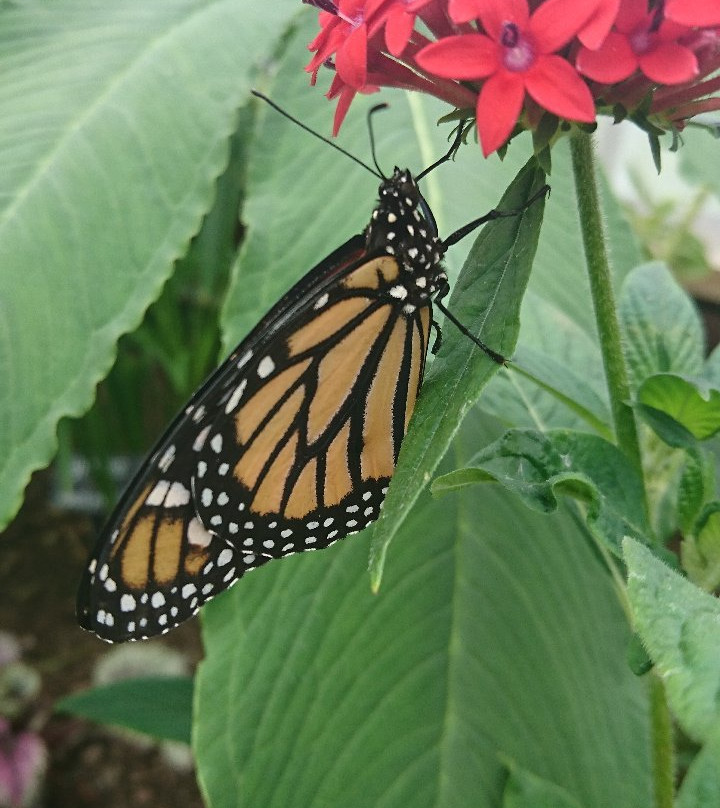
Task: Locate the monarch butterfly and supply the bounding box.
[78,96,545,642]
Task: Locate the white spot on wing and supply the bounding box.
[120,594,136,612]
[166,481,191,507]
[237,350,253,369]
[188,517,213,548]
[193,425,211,452]
[210,433,223,453]
[158,445,176,472]
[225,379,247,414]
[147,480,170,506]
[257,356,275,378]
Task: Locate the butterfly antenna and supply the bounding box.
[251,90,383,179]
[366,103,388,179]
[416,119,470,181]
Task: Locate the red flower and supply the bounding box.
[576,0,699,85]
[665,0,720,28]
[306,0,371,89]
[415,0,596,156]
[374,0,436,55]
[577,0,621,48]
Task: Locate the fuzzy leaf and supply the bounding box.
[369,161,547,586]
[625,537,720,742]
[618,263,704,390]
[433,428,648,554]
[637,374,720,443]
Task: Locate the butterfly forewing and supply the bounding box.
[78,168,446,641]
[196,254,432,558]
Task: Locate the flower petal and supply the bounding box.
[615,0,647,33]
[530,0,599,53]
[476,71,525,156]
[336,22,368,88]
[448,0,483,24]
[665,0,720,27]
[639,42,699,84]
[478,0,530,41]
[577,0,620,49]
[384,7,416,56]
[525,55,596,121]
[415,34,499,79]
[576,31,636,82]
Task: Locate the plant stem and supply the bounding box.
[650,674,675,808]
[571,132,673,808]
[569,133,645,484]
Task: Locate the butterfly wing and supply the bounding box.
[76,377,273,642]
[79,168,442,642]
[195,252,431,557]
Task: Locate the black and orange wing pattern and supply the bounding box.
[77,168,447,641]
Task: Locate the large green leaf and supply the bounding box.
[56,676,193,744]
[195,424,651,808]
[0,0,298,529]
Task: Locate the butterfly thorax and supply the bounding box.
[365,168,447,309]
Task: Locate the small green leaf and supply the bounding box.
[624,537,720,742]
[618,263,704,390]
[627,633,654,676]
[434,429,648,554]
[502,759,586,808]
[704,344,720,388]
[682,504,720,592]
[677,450,712,535]
[369,159,547,587]
[637,374,720,442]
[56,676,193,744]
[676,724,720,808]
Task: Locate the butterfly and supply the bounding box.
[78,99,543,642]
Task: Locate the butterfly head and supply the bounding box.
[367,168,445,283]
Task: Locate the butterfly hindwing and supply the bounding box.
[76,396,273,641]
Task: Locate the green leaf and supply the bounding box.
[637,374,720,442]
[433,428,648,554]
[704,344,720,389]
[56,676,193,744]
[195,430,651,808]
[624,537,720,742]
[682,503,720,592]
[618,262,704,390]
[482,295,611,434]
[0,0,298,529]
[677,450,712,535]
[676,724,720,808]
[502,759,586,808]
[369,160,547,587]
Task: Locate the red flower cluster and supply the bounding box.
[304,0,720,156]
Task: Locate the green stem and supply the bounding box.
[571,132,672,808]
[650,674,675,808]
[569,133,645,486]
